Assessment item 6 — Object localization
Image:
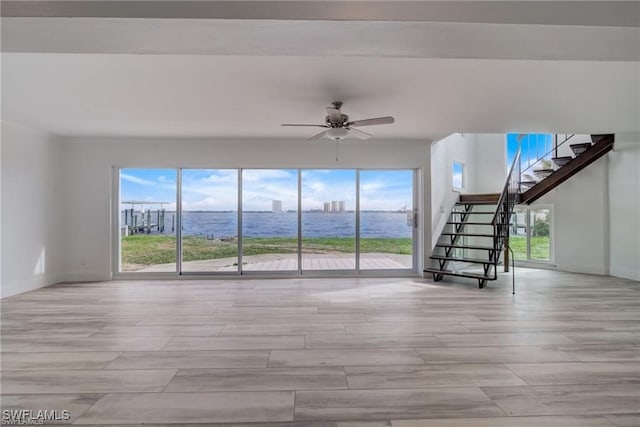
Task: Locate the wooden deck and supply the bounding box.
[139,253,413,273]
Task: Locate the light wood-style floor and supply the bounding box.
[1,268,639,426]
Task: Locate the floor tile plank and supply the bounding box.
[76,392,294,424]
[295,388,505,421]
[165,367,347,392]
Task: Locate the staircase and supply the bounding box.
[425,194,502,288]
[520,134,615,204]
[425,134,615,288]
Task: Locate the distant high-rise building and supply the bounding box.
[323,202,331,213]
[338,201,345,213]
[331,201,339,212]
[272,200,282,213]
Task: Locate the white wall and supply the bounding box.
[1,121,65,298]
[60,137,431,281]
[473,134,507,194]
[608,134,640,281]
[536,156,609,275]
[430,133,478,249]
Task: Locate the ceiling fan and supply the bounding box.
[281,102,395,141]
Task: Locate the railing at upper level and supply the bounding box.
[519,134,575,180]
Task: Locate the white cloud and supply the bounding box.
[121,173,157,186]
[200,170,238,185]
[243,169,293,182]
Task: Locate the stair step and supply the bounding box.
[447,221,493,226]
[435,243,495,251]
[424,267,495,281]
[459,193,500,204]
[552,156,573,167]
[591,134,610,144]
[451,211,494,214]
[441,232,494,237]
[519,180,538,188]
[430,254,495,265]
[570,142,592,156]
[534,169,554,179]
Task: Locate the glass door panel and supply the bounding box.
[529,208,551,261]
[181,169,238,273]
[359,170,414,270]
[242,169,299,271]
[301,170,356,270]
[119,168,177,273]
[510,206,551,262]
[511,206,528,261]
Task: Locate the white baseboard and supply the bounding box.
[556,263,608,276]
[610,267,640,281]
[63,270,111,283]
[0,272,65,298]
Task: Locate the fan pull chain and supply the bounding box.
[335,141,339,162]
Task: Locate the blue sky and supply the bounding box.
[507,133,554,170]
[121,168,413,211]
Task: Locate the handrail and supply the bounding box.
[520,134,575,176]
[492,147,521,226]
[490,147,521,277]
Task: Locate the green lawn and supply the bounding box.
[509,235,550,261]
[121,235,412,268]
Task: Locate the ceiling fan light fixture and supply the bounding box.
[326,127,349,140]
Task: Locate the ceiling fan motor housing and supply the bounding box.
[326,113,349,127]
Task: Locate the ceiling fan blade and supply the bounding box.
[326,108,342,123]
[346,127,372,140]
[281,124,328,127]
[347,116,395,127]
[308,130,328,141]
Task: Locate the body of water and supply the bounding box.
[123,211,413,238]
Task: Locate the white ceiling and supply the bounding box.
[2,1,639,140]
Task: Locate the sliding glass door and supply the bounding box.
[118,168,177,272]
[117,167,417,275]
[181,169,238,273]
[511,206,552,263]
[359,170,415,270]
[301,170,356,271]
[242,169,299,271]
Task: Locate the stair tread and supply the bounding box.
[570,142,592,148]
[552,156,574,160]
[425,268,495,281]
[459,193,500,204]
[570,142,592,156]
[452,211,494,214]
[435,243,495,250]
[456,202,498,206]
[441,232,494,237]
[430,254,495,264]
[534,169,554,173]
[447,221,493,225]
